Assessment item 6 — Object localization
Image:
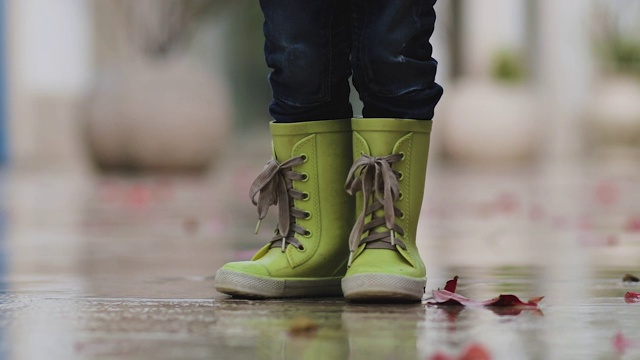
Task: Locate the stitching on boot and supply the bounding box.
[289,134,319,267]
[394,133,416,261]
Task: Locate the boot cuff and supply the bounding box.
[352,118,432,133]
[270,119,351,135]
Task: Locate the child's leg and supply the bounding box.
[351,0,443,120]
[215,1,356,298]
[342,0,442,301]
[260,0,353,123]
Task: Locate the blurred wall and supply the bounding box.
[8,0,92,170]
[535,0,594,160]
[434,0,598,163]
[5,0,639,170]
[461,0,528,80]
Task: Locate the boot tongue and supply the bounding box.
[371,190,394,241]
[355,129,405,246]
[358,130,399,159]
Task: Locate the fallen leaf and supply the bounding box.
[460,343,491,360]
[288,316,318,336]
[623,274,640,283]
[429,343,491,360]
[487,295,544,307]
[444,276,459,292]
[429,353,452,360]
[625,292,640,304]
[426,277,543,309]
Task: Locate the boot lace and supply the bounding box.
[344,153,406,267]
[249,155,310,252]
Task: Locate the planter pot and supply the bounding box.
[440,80,538,164]
[585,76,640,151]
[83,55,232,172]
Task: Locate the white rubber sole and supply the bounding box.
[214,268,343,299]
[342,274,426,302]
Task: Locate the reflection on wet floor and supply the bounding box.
[2,147,640,359]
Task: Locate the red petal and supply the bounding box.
[527,296,545,305]
[444,276,459,292]
[460,343,491,360]
[625,292,640,303]
[481,295,544,308]
[613,332,633,355]
[429,344,492,360]
[429,353,453,360]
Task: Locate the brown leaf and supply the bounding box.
[288,316,318,336]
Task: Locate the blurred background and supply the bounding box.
[2,0,640,273]
[5,0,640,171]
[2,0,640,286]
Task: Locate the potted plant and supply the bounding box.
[440,49,538,164]
[586,1,640,153]
[84,0,233,172]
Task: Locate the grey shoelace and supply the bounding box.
[345,154,406,267]
[249,155,310,252]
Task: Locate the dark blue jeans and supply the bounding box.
[260,0,443,123]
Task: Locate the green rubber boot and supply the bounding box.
[342,118,432,302]
[215,119,354,298]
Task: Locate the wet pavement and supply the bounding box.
[2,137,640,359]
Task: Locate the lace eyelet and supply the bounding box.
[301,173,309,182]
[304,211,311,219]
[303,230,312,237]
[302,192,310,200]
[397,171,404,181]
[300,154,308,162]
[398,192,404,200]
[298,245,306,251]
[399,211,406,219]
[399,152,405,160]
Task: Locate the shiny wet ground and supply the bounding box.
[2,144,640,359]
